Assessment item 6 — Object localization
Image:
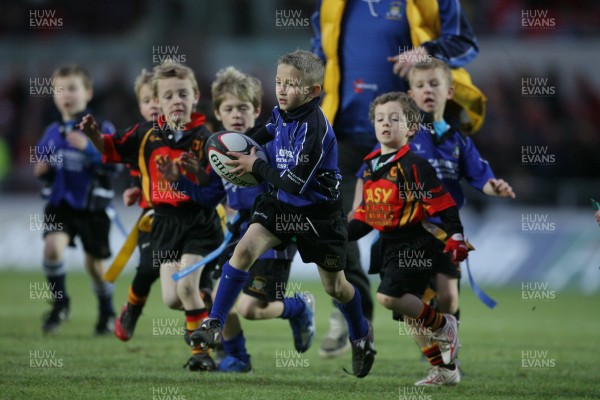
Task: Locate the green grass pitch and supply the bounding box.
[1,270,599,400]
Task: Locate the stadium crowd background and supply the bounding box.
[0,0,599,206]
[0,1,597,296]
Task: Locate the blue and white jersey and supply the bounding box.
[253,98,342,208]
[35,112,115,211]
[410,125,494,210]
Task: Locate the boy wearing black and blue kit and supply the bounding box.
[191,50,376,378]
[33,65,116,335]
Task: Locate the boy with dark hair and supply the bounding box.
[80,62,222,371]
[190,50,376,378]
[33,64,116,335]
[347,91,469,380]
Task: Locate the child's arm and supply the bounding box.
[176,169,226,209]
[179,152,209,186]
[437,207,469,264]
[414,158,468,263]
[65,130,102,165]
[348,181,374,242]
[349,178,364,221]
[122,170,142,206]
[251,122,330,196]
[347,218,373,242]
[245,125,275,146]
[33,125,56,180]
[460,135,516,199]
[80,114,142,165]
[350,159,372,220]
[482,178,515,198]
[79,114,104,153]
[158,156,226,208]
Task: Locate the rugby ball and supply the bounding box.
[206,131,267,187]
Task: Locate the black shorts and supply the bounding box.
[42,202,111,259]
[151,204,223,266]
[213,258,292,302]
[249,194,347,272]
[377,229,455,299]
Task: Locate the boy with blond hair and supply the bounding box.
[191,50,376,378]
[161,66,316,372]
[80,62,223,371]
[405,58,514,385]
[113,69,161,341]
[34,65,116,335]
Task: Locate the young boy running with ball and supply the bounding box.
[160,66,316,372]
[191,50,376,378]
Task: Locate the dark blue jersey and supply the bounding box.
[36,111,115,211]
[410,125,494,209]
[251,98,342,208]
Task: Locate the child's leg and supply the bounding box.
[127,269,156,307]
[212,279,251,371]
[436,273,459,315]
[318,267,375,378]
[378,291,459,364]
[172,254,212,339]
[317,267,368,340]
[84,254,115,334]
[212,278,242,340]
[127,230,157,308]
[376,292,444,330]
[41,232,71,333]
[42,232,70,305]
[115,264,158,341]
[176,254,205,310]
[167,254,217,371]
[209,223,281,326]
[237,294,282,320]
[159,260,183,309]
[84,254,115,314]
[235,258,297,321]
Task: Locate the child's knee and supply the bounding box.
[237,302,256,320]
[323,281,344,299]
[162,293,181,309]
[43,241,62,261]
[175,281,197,301]
[437,292,458,314]
[376,293,394,310]
[237,297,265,320]
[231,244,254,269]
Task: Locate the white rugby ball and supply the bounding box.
[206,131,267,187]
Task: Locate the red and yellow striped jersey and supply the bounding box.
[354,144,456,233]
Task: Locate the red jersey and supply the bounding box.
[103,113,211,208]
[354,144,457,233]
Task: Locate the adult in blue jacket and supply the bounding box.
[311,0,480,358]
